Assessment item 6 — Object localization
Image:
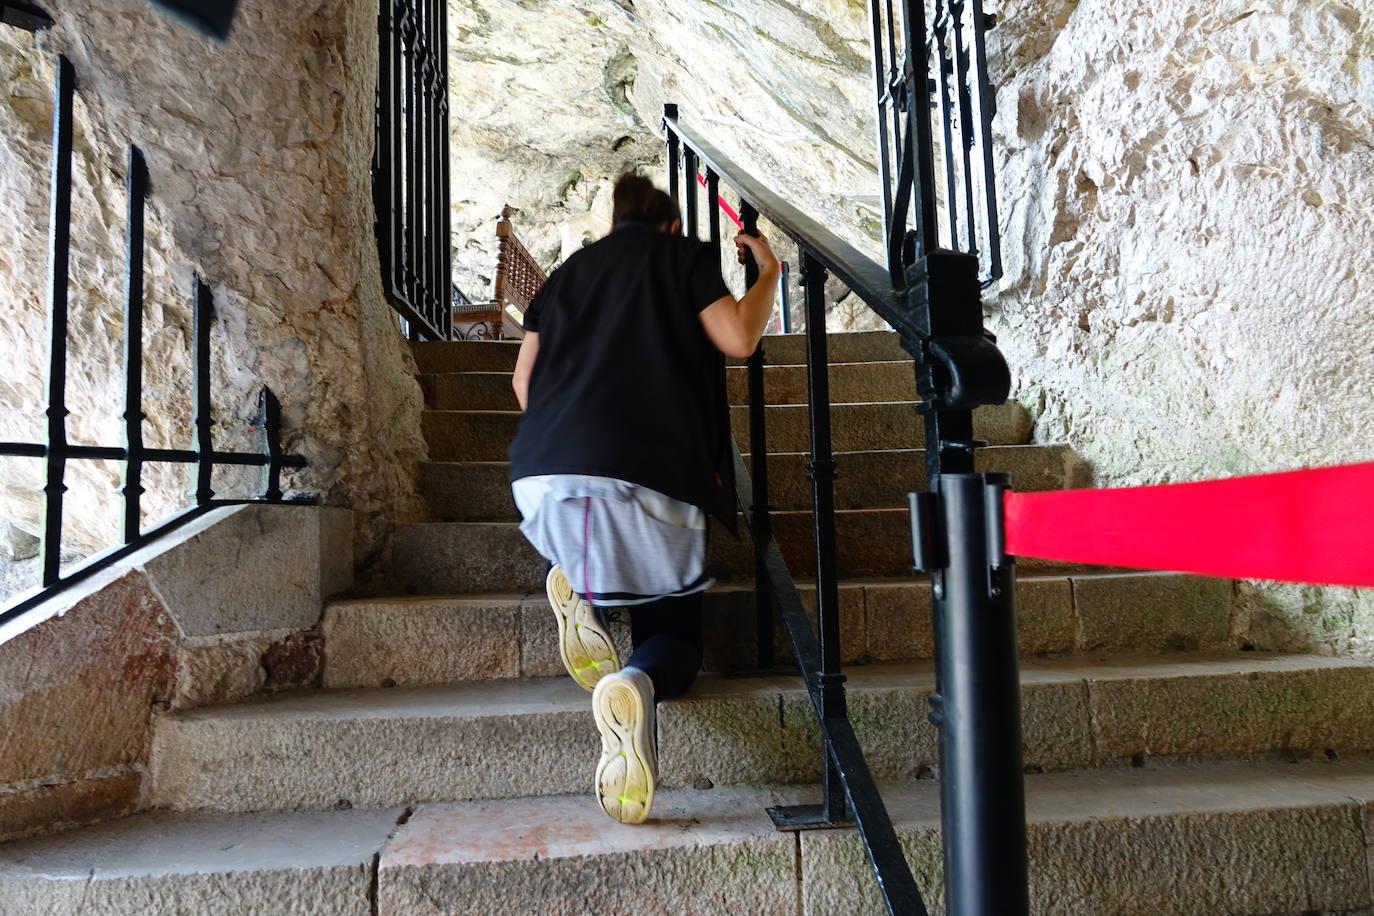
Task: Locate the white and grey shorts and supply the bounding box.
[512,474,712,607]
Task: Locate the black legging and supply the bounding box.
[626,592,703,701]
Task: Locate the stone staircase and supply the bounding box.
[4,330,1374,914]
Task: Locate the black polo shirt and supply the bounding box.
[508,222,736,527]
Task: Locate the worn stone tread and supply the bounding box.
[0,806,405,915]
[388,514,1104,594]
[149,652,1374,813]
[18,763,1372,914]
[323,571,1236,687]
[421,444,1089,522]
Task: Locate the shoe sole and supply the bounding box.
[546,566,620,692]
[593,676,656,825]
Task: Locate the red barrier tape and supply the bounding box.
[1003,461,1374,587]
[697,172,744,228]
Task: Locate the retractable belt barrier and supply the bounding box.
[1004,461,1374,587]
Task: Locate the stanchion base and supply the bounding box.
[767,804,856,832]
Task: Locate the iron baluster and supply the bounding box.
[968,0,1002,285]
[800,251,848,824]
[193,277,215,504]
[664,104,681,204]
[739,200,775,669]
[41,56,75,588]
[901,0,940,262]
[258,388,285,502]
[950,0,980,255]
[403,20,420,331]
[682,147,699,239]
[932,0,961,249]
[867,0,895,246]
[778,260,792,333]
[121,147,148,542]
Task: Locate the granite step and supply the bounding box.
[729,400,1032,454]
[422,401,1031,462]
[412,331,909,376]
[419,360,922,412]
[729,330,910,366]
[724,359,917,405]
[387,514,1095,595]
[12,762,1374,914]
[412,338,522,374]
[148,653,1374,813]
[321,572,1237,689]
[422,444,1089,522]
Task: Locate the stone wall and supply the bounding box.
[0,0,426,582]
[0,504,352,842]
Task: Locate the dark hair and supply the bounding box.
[612,173,680,229]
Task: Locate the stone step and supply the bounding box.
[420,371,518,411]
[730,330,910,366]
[322,572,1236,689]
[422,444,1089,522]
[388,514,1099,595]
[13,762,1374,914]
[725,359,917,405]
[0,805,409,915]
[412,339,522,374]
[420,360,922,412]
[147,653,1374,813]
[730,401,1032,453]
[422,401,1032,462]
[412,331,908,376]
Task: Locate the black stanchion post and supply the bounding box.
[929,472,1027,915]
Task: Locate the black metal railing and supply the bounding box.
[374,0,452,340]
[666,0,1025,898]
[0,54,306,630]
[872,0,1001,290]
[667,105,931,913]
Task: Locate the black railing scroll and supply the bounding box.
[0,54,307,632]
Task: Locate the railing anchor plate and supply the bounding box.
[766,804,856,832]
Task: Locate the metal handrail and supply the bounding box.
[663,113,917,340]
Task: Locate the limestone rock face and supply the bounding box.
[0,0,426,577]
[445,0,664,296]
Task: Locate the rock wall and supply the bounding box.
[0,0,427,584]
[985,0,1374,653]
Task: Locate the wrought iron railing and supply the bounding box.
[374,0,452,340]
[0,53,306,633]
[872,0,1002,290]
[664,0,1024,907]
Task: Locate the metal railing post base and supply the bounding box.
[766,803,855,832]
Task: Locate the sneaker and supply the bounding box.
[546,565,620,692]
[592,667,657,825]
